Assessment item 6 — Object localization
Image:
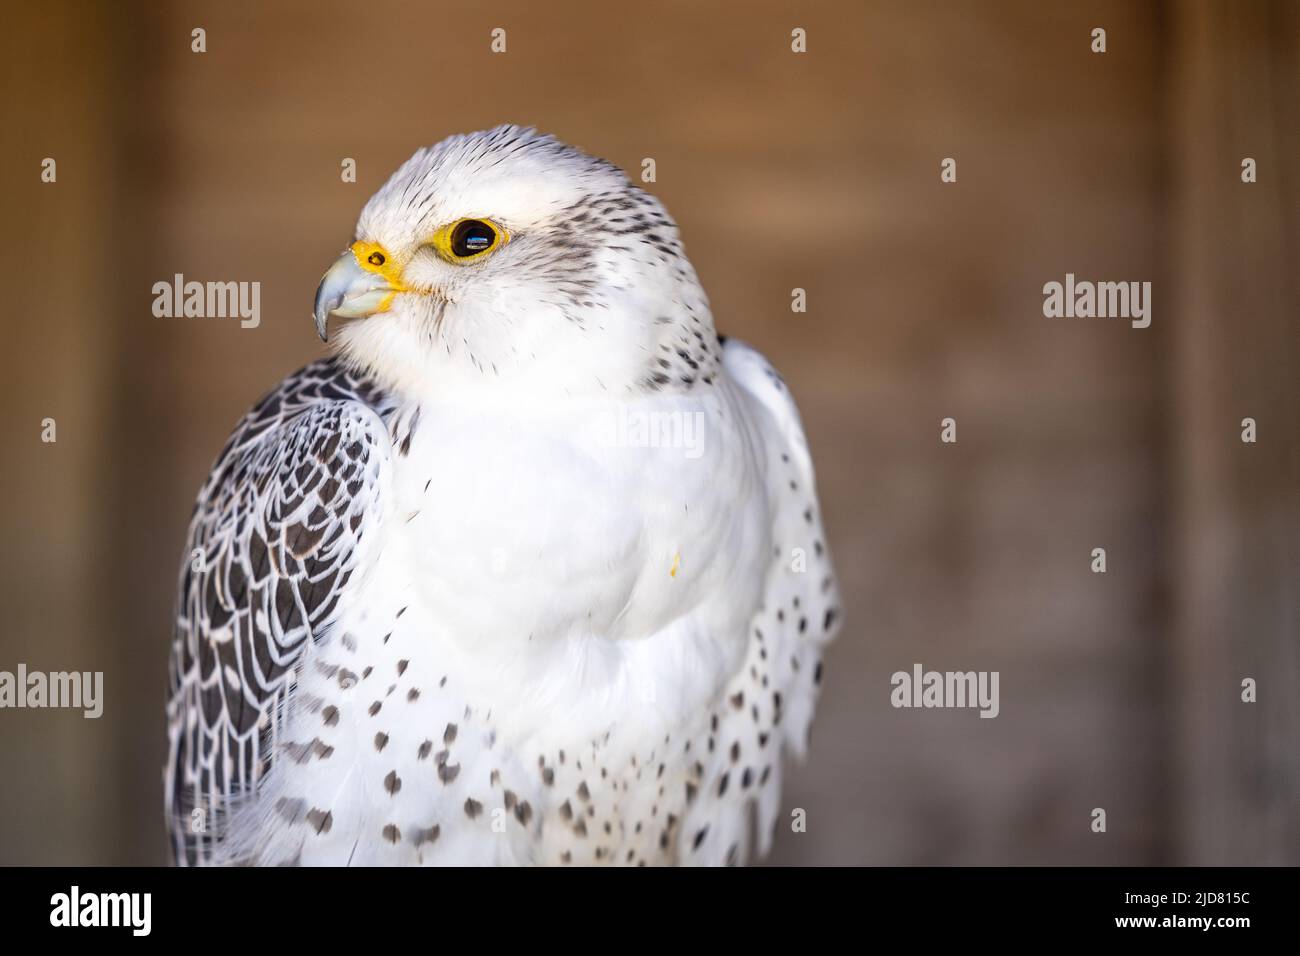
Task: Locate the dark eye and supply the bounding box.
[367,251,385,266]
[450,219,498,258]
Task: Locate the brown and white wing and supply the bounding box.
[164,360,393,865]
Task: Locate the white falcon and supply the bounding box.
[165,126,841,866]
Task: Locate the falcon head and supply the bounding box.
[314,125,717,399]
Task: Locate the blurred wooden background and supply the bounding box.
[0,0,1295,865]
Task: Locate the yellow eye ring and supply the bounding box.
[430,218,507,264]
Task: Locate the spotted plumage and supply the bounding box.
[165,126,840,866]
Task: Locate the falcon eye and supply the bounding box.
[367,251,386,266]
[449,219,500,259]
[429,217,508,264]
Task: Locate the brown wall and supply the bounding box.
[0,0,1295,865]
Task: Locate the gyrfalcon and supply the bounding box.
[165,126,841,866]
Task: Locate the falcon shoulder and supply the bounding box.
[165,357,396,865]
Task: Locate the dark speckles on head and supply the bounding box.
[327,178,664,381]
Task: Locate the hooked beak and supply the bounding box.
[313,245,405,342]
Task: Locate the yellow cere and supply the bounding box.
[350,240,408,312]
[350,240,407,286]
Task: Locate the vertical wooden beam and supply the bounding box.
[1169,0,1300,864]
[0,2,118,864]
